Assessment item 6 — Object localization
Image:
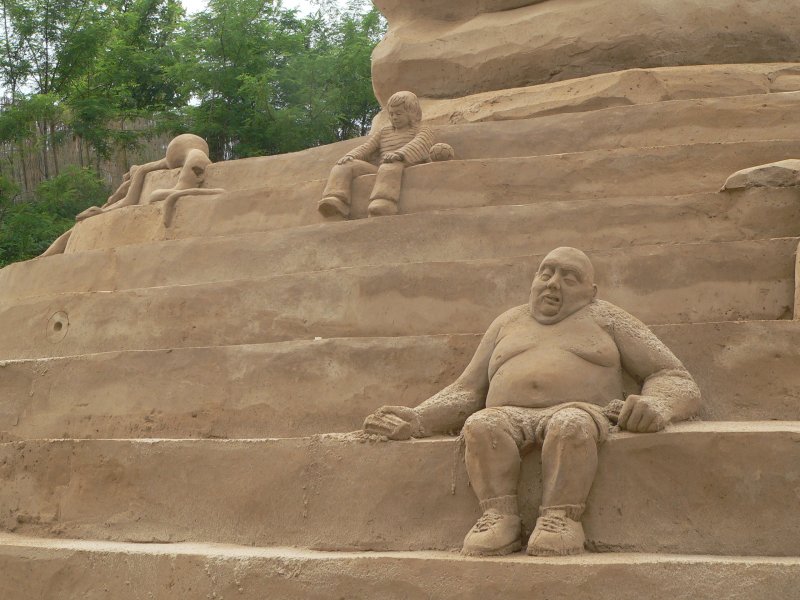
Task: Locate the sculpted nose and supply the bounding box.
[546,275,560,289]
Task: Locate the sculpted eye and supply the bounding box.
[539,273,550,281]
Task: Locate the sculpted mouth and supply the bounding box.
[541,294,561,305]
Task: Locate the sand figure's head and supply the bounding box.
[165,134,210,169]
[529,247,597,325]
[386,91,422,129]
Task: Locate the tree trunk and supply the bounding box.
[50,121,60,176]
[39,121,50,180]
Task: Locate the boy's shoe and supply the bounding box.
[318,196,350,218]
[367,198,398,216]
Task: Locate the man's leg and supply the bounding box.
[320,160,377,218]
[461,409,523,556]
[367,161,405,217]
[528,407,600,556]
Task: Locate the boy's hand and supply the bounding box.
[383,152,403,163]
[336,155,355,165]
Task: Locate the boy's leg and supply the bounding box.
[368,161,405,217]
[320,160,377,218]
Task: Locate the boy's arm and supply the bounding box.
[392,127,435,165]
[340,129,382,163]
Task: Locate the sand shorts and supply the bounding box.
[465,402,612,455]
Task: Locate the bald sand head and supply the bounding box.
[529,247,597,324]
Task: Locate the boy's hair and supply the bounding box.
[387,91,422,126]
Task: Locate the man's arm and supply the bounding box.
[593,301,701,432]
[364,311,507,439]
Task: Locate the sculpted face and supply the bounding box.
[388,104,412,129]
[529,247,597,325]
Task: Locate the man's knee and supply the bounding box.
[463,410,507,446]
[545,408,599,444]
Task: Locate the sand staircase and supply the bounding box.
[0,65,800,598]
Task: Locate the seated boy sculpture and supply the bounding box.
[319,90,434,218]
[363,247,701,557]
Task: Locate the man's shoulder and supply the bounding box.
[586,299,651,335]
[492,305,529,328]
[587,299,629,318]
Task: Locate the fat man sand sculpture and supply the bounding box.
[41,134,224,256]
[364,247,701,557]
[319,90,440,218]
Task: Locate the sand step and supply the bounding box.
[438,91,800,160]
[0,321,798,440]
[7,187,799,298]
[138,87,800,197]
[62,138,800,253]
[0,238,795,360]
[420,63,800,125]
[0,533,798,600]
[361,139,800,212]
[2,422,800,556]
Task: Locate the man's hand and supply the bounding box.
[363,406,422,440]
[617,395,670,433]
[382,152,403,163]
[336,155,355,165]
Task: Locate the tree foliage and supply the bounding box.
[0,166,107,265]
[176,0,384,159]
[0,0,385,265]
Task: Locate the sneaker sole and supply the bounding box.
[461,540,522,557]
[526,544,585,557]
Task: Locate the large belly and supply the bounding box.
[486,348,623,409]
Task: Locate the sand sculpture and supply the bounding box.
[3,0,800,593]
[371,0,800,103]
[319,91,437,218]
[40,134,224,256]
[365,247,701,556]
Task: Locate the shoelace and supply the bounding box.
[472,512,503,532]
[537,513,568,534]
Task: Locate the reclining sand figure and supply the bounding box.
[318,91,435,218]
[364,247,701,556]
[41,134,223,256]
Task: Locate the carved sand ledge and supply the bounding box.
[0,536,797,600]
[407,64,800,126]
[371,0,800,102]
[4,423,799,555]
[796,241,800,320]
[721,159,800,191]
[0,320,796,442]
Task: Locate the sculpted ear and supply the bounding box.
[591,284,598,299]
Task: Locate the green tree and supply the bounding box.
[0,165,106,265]
[176,0,384,160]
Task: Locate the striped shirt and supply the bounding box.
[346,125,434,166]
